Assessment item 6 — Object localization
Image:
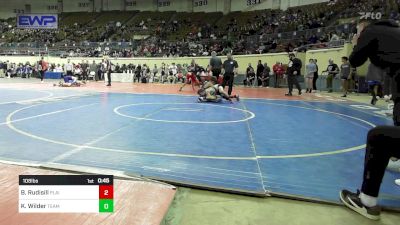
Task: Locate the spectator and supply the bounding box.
[324,59,339,93]
[65,59,73,77]
[260,63,271,87]
[209,51,222,80]
[339,56,351,97]
[39,57,48,83]
[245,63,256,86]
[89,60,98,81]
[134,64,142,83]
[313,59,319,92]
[273,62,284,88]
[256,60,264,86]
[305,59,317,93]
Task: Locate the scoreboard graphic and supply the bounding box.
[19,175,113,213]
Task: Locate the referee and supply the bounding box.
[285,53,302,96]
[221,53,238,96]
[209,51,222,79]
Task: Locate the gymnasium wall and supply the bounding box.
[0,0,332,18]
[0,44,371,76]
[0,0,59,19]
[192,0,220,13]
[63,0,92,12]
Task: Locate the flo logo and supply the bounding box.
[359,12,383,20]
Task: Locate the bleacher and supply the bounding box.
[93,11,138,27]
[0,0,396,57]
[60,12,100,27]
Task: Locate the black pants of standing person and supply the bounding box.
[212,68,221,79]
[313,73,318,91]
[40,70,45,81]
[222,73,234,95]
[274,73,279,88]
[287,75,301,95]
[107,71,111,86]
[327,74,334,92]
[361,124,400,197]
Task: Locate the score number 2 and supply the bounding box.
[99,185,113,199]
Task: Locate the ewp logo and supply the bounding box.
[359,12,382,20]
[17,14,58,29]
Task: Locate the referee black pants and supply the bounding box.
[107,71,111,86]
[212,68,221,79]
[222,73,234,95]
[361,125,400,197]
[287,75,301,94]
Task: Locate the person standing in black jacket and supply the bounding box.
[340,19,400,220]
[105,58,112,86]
[285,53,302,96]
[312,59,319,92]
[256,60,264,86]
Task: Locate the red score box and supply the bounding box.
[99,185,113,199]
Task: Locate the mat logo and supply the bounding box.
[17,14,58,29]
[359,12,382,20]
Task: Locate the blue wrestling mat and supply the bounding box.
[0,88,399,209]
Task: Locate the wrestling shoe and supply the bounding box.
[384,95,392,102]
[371,97,378,105]
[198,97,205,103]
[339,190,381,220]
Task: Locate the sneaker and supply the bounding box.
[395,179,400,186]
[235,95,240,101]
[384,95,391,102]
[341,95,347,97]
[339,190,381,220]
[328,90,333,93]
[285,93,293,96]
[298,90,302,95]
[387,158,400,173]
[179,87,183,92]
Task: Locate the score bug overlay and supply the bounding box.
[19,175,114,213]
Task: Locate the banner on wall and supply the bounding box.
[17,14,58,29]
